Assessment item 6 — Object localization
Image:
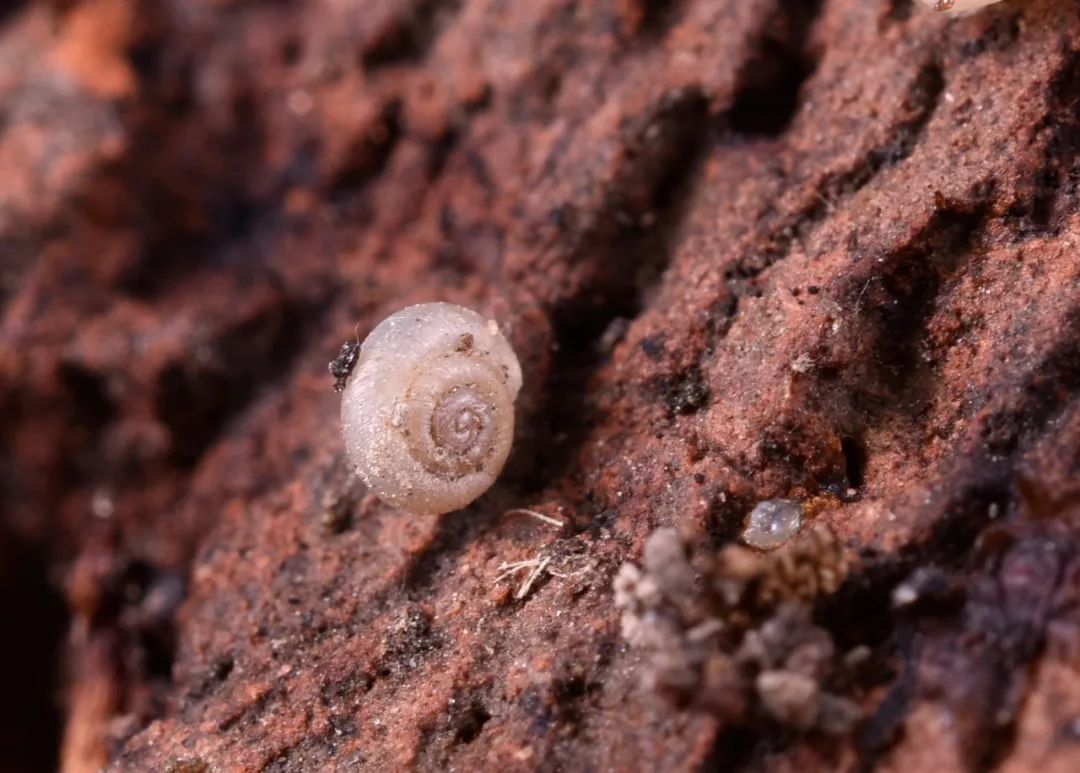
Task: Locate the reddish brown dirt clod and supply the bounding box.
[1,0,1080,771]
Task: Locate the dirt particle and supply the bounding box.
[659,368,710,416]
[165,757,208,773]
[614,527,859,733]
[756,669,820,729]
[640,335,665,360]
[329,340,361,393]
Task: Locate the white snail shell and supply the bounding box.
[339,302,522,515]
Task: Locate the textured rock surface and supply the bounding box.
[1,0,1080,770]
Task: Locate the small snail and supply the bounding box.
[336,302,522,515]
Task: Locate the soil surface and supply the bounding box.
[1,0,1079,771]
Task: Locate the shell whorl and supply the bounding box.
[340,303,522,515]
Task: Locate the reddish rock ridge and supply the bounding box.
[1,0,1079,770]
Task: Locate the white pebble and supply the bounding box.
[742,499,803,550]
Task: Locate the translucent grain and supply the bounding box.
[742,499,803,550]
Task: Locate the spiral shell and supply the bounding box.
[339,302,522,514]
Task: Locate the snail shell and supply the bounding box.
[339,302,522,515]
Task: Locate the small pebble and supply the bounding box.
[756,669,820,729]
[742,499,803,550]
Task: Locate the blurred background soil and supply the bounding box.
[0,0,1079,770]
